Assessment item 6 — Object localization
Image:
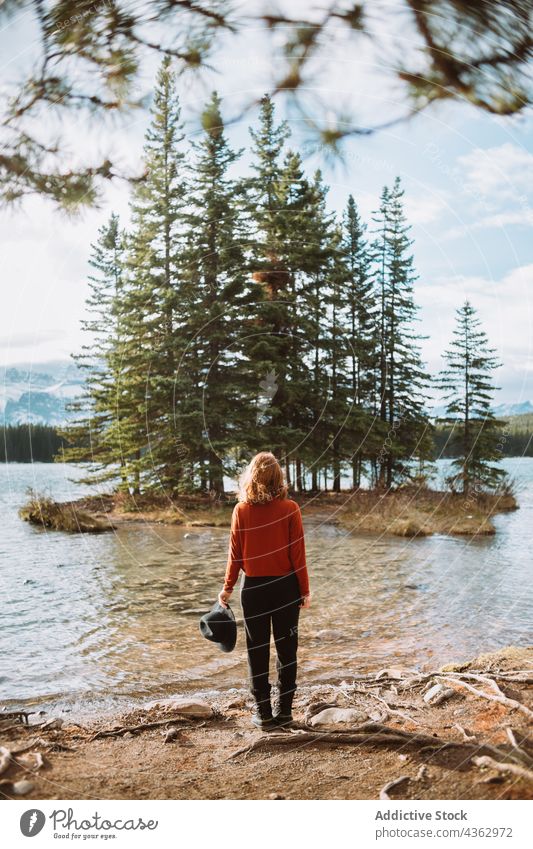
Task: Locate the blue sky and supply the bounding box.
[1,3,532,406]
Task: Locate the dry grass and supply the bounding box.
[441,645,533,673]
[299,486,518,538]
[19,490,114,533]
[18,486,518,537]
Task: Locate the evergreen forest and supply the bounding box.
[58,60,509,498]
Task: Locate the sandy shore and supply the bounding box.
[2,646,532,801]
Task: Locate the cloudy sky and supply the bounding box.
[1,3,532,405]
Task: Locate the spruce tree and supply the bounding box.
[62,78,477,502]
[369,177,432,487]
[323,223,353,491]
[297,169,337,491]
[273,149,324,489]
[341,195,377,488]
[437,300,507,494]
[183,91,250,494]
[58,213,132,488]
[244,95,295,464]
[120,57,189,494]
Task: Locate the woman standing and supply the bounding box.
[218,452,311,730]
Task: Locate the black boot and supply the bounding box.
[273,692,295,727]
[251,689,275,731]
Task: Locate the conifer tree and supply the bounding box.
[322,223,353,491]
[437,300,507,494]
[287,169,334,490]
[64,78,472,500]
[183,91,250,494]
[341,195,377,488]
[244,96,295,464]
[369,177,432,487]
[58,213,132,487]
[120,57,189,494]
[273,149,324,488]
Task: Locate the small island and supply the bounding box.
[13,80,521,545]
[19,484,518,537]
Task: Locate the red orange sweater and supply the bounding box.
[223,497,310,597]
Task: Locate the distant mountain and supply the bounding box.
[4,361,531,429]
[492,401,533,418]
[1,360,85,426]
[430,400,533,420]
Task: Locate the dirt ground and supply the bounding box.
[1,647,532,801]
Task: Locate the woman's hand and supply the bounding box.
[300,593,311,609]
[218,589,232,608]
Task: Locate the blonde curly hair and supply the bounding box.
[237,451,288,504]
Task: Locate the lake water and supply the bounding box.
[1,460,532,719]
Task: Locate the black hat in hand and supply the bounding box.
[199,602,237,653]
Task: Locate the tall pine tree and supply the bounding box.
[437,300,507,494]
[183,91,250,494]
[59,213,132,488]
[244,95,295,463]
[369,177,432,487]
[120,57,189,494]
[340,195,377,488]
[298,170,336,490]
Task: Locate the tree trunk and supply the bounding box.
[333,443,341,492]
[199,454,207,492]
[119,459,128,489]
[296,457,304,491]
[285,454,292,489]
[209,451,224,496]
[132,450,141,495]
[352,456,362,489]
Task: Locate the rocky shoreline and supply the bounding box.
[1,646,532,801]
[19,486,518,537]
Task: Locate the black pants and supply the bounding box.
[240,572,302,706]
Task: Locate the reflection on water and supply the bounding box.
[1,460,532,718]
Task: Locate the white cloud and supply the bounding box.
[3,330,64,349]
[405,193,451,225]
[457,142,533,201]
[421,263,533,310]
[443,207,533,240]
[353,189,449,227]
[438,143,533,238]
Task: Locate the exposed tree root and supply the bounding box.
[436,674,533,720]
[0,746,12,775]
[352,688,420,725]
[13,738,77,753]
[472,756,533,783]
[0,710,36,726]
[89,717,205,741]
[380,775,410,799]
[3,650,531,799]
[226,722,530,767]
[454,724,477,742]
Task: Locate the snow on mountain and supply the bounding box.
[3,359,531,427]
[429,400,533,419]
[1,360,85,425]
[492,401,533,418]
